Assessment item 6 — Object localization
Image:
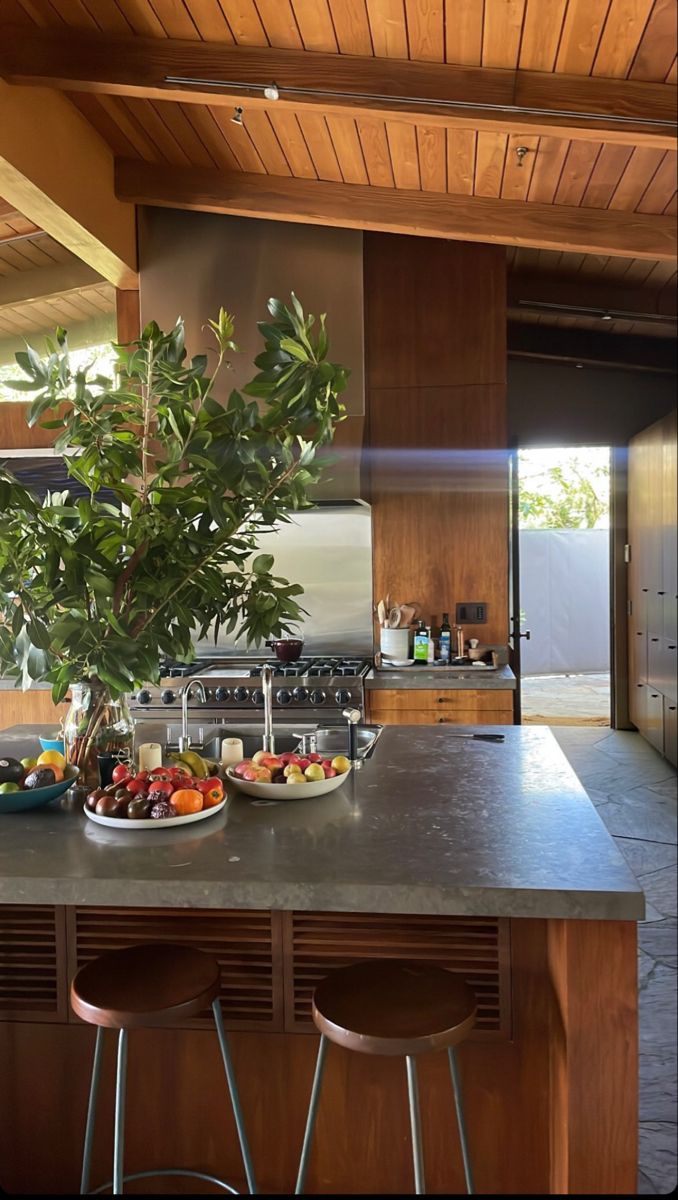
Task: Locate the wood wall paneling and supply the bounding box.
[365,233,508,646]
[0,688,63,729]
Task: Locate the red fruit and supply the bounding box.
[321,759,332,769]
[233,759,253,778]
[126,777,148,796]
[278,752,294,765]
[307,753,323,763]
[149,769,172,783]
[111,763,132,785]
[296,758,310,772]
[286,754,303,766]
[135,770,150,783]
[148,780,173,798]
[196,776,223,796]
[323,766,338,778]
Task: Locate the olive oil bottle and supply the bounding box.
[439,613,452,664]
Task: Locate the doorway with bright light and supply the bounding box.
[517,447,612,727]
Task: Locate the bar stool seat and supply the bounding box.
[296,961,477,1196]
[72,942,256,1196]
[313,961,476,1056]
[71,942,220,1028]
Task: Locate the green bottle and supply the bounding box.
[413,620,429,662]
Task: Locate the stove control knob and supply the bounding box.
[136,688,152,705]
[160,689,175,705]
[293,687,309,703]
[251,689,265,705]
[215,686,231,702]
[233,687,249,703]
[335,688,352,706]
[276,689,292,705]
[310,689,327,705]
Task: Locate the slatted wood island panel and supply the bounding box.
[0,905,637,1195]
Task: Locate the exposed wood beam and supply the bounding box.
[0,26,675,148]
[0,81,137,288]
[508,322,678,373]
[508,272,678,318]
[115,288,140,343]
[115,159,677,262]
[0,258,102,307]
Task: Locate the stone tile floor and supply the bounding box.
[553,727,677,1195]
[523,672,611,725]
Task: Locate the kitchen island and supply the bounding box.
[0,724,642,1194]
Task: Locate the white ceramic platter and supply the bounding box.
[382,657,415,667]
[226,767,350,800]
[84,797,227,829]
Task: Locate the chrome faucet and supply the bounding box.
[261,663,275,754]
[179,679,207,752]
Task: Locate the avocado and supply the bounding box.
[0,757,24,785]
[23,767,57,790]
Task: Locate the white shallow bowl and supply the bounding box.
[84,797,227,829]
[382,657,415,667]
[226,766,350,800]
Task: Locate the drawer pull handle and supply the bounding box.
[637,631,644,636]
[651,694,659,698]
[437,717,447,723]
[658,591,666,595]
[651,638,659,642]
[669,646,676,651]
[669,707,677,712]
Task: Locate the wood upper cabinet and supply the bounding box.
[368,688,514,726]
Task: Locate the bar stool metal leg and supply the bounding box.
[212,998,258,1195]
[295,1034,328,1195]
[448,1047,474,1195]
[81,1027,105,1195]
[406,1056,426,1195]
[113,1029,127,1195]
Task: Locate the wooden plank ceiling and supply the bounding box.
[2,1,676,349]
[0,281,115,341]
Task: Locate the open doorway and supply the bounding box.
[517,447,612,727]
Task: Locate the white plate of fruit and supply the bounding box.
[83,763,227,828]
[227,750,352,799]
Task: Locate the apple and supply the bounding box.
[287,773,307,786]
[278,752,295,765]
[243,765,272,783]
[331,755,351,775]
[286,754,303,766]
[284,764,303,778]
[304,763,325,782]
[307,753,323,763]
[252,750,269,765]
[296,758,310,772]
[260,755,283,771]
[233,759,253,778]
[254,766,272,783]
[323,766,337,778]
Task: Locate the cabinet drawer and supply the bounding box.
[648,637,677,702]
[646,689,664,754]
[665,697,677,768]
[629,623,647,685]
[663,593,678,642]
[630,681,647,734]
[369,689,514,715]
[369,709,513,727]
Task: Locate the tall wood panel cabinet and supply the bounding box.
[628,410,677,764]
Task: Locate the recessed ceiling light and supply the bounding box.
[601,313,613,321]
[575,363,584,369]
[264,82,280,101]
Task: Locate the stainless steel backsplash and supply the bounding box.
[194,505,374,657]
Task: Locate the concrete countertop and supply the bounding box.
[366,663,516,690]
[0,723,643,921]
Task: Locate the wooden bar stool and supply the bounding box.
[71,942,257,1196]
[295,961,476,1196]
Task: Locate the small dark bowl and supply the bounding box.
[266,638,304,663]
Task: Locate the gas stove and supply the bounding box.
[130,656,371,721]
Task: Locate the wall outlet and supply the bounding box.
[456,602,487,623]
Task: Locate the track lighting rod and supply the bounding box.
[163,76,676,129]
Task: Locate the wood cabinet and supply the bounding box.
[627,409,677,760]
[368,688,514,726]
[0,688,63,730]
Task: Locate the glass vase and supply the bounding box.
[63,679,134,789]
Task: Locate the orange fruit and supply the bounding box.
[201,784,223,809]
[37,749,66,769]
[170,788,203,816]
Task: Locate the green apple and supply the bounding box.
[0,781,20,794]
[304,763,326,782]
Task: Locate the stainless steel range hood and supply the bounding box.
[138,207,366,501]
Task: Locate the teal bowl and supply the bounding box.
[0,765,79,814]
[39,736,65,755]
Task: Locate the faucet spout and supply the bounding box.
[261,664,275,755]
[179,679,207,752]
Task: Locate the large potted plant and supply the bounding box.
[0,297,348,785]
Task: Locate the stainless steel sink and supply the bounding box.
[158,721,383,762]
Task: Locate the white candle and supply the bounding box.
[221,737,244,768]
[137,742,163,772]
